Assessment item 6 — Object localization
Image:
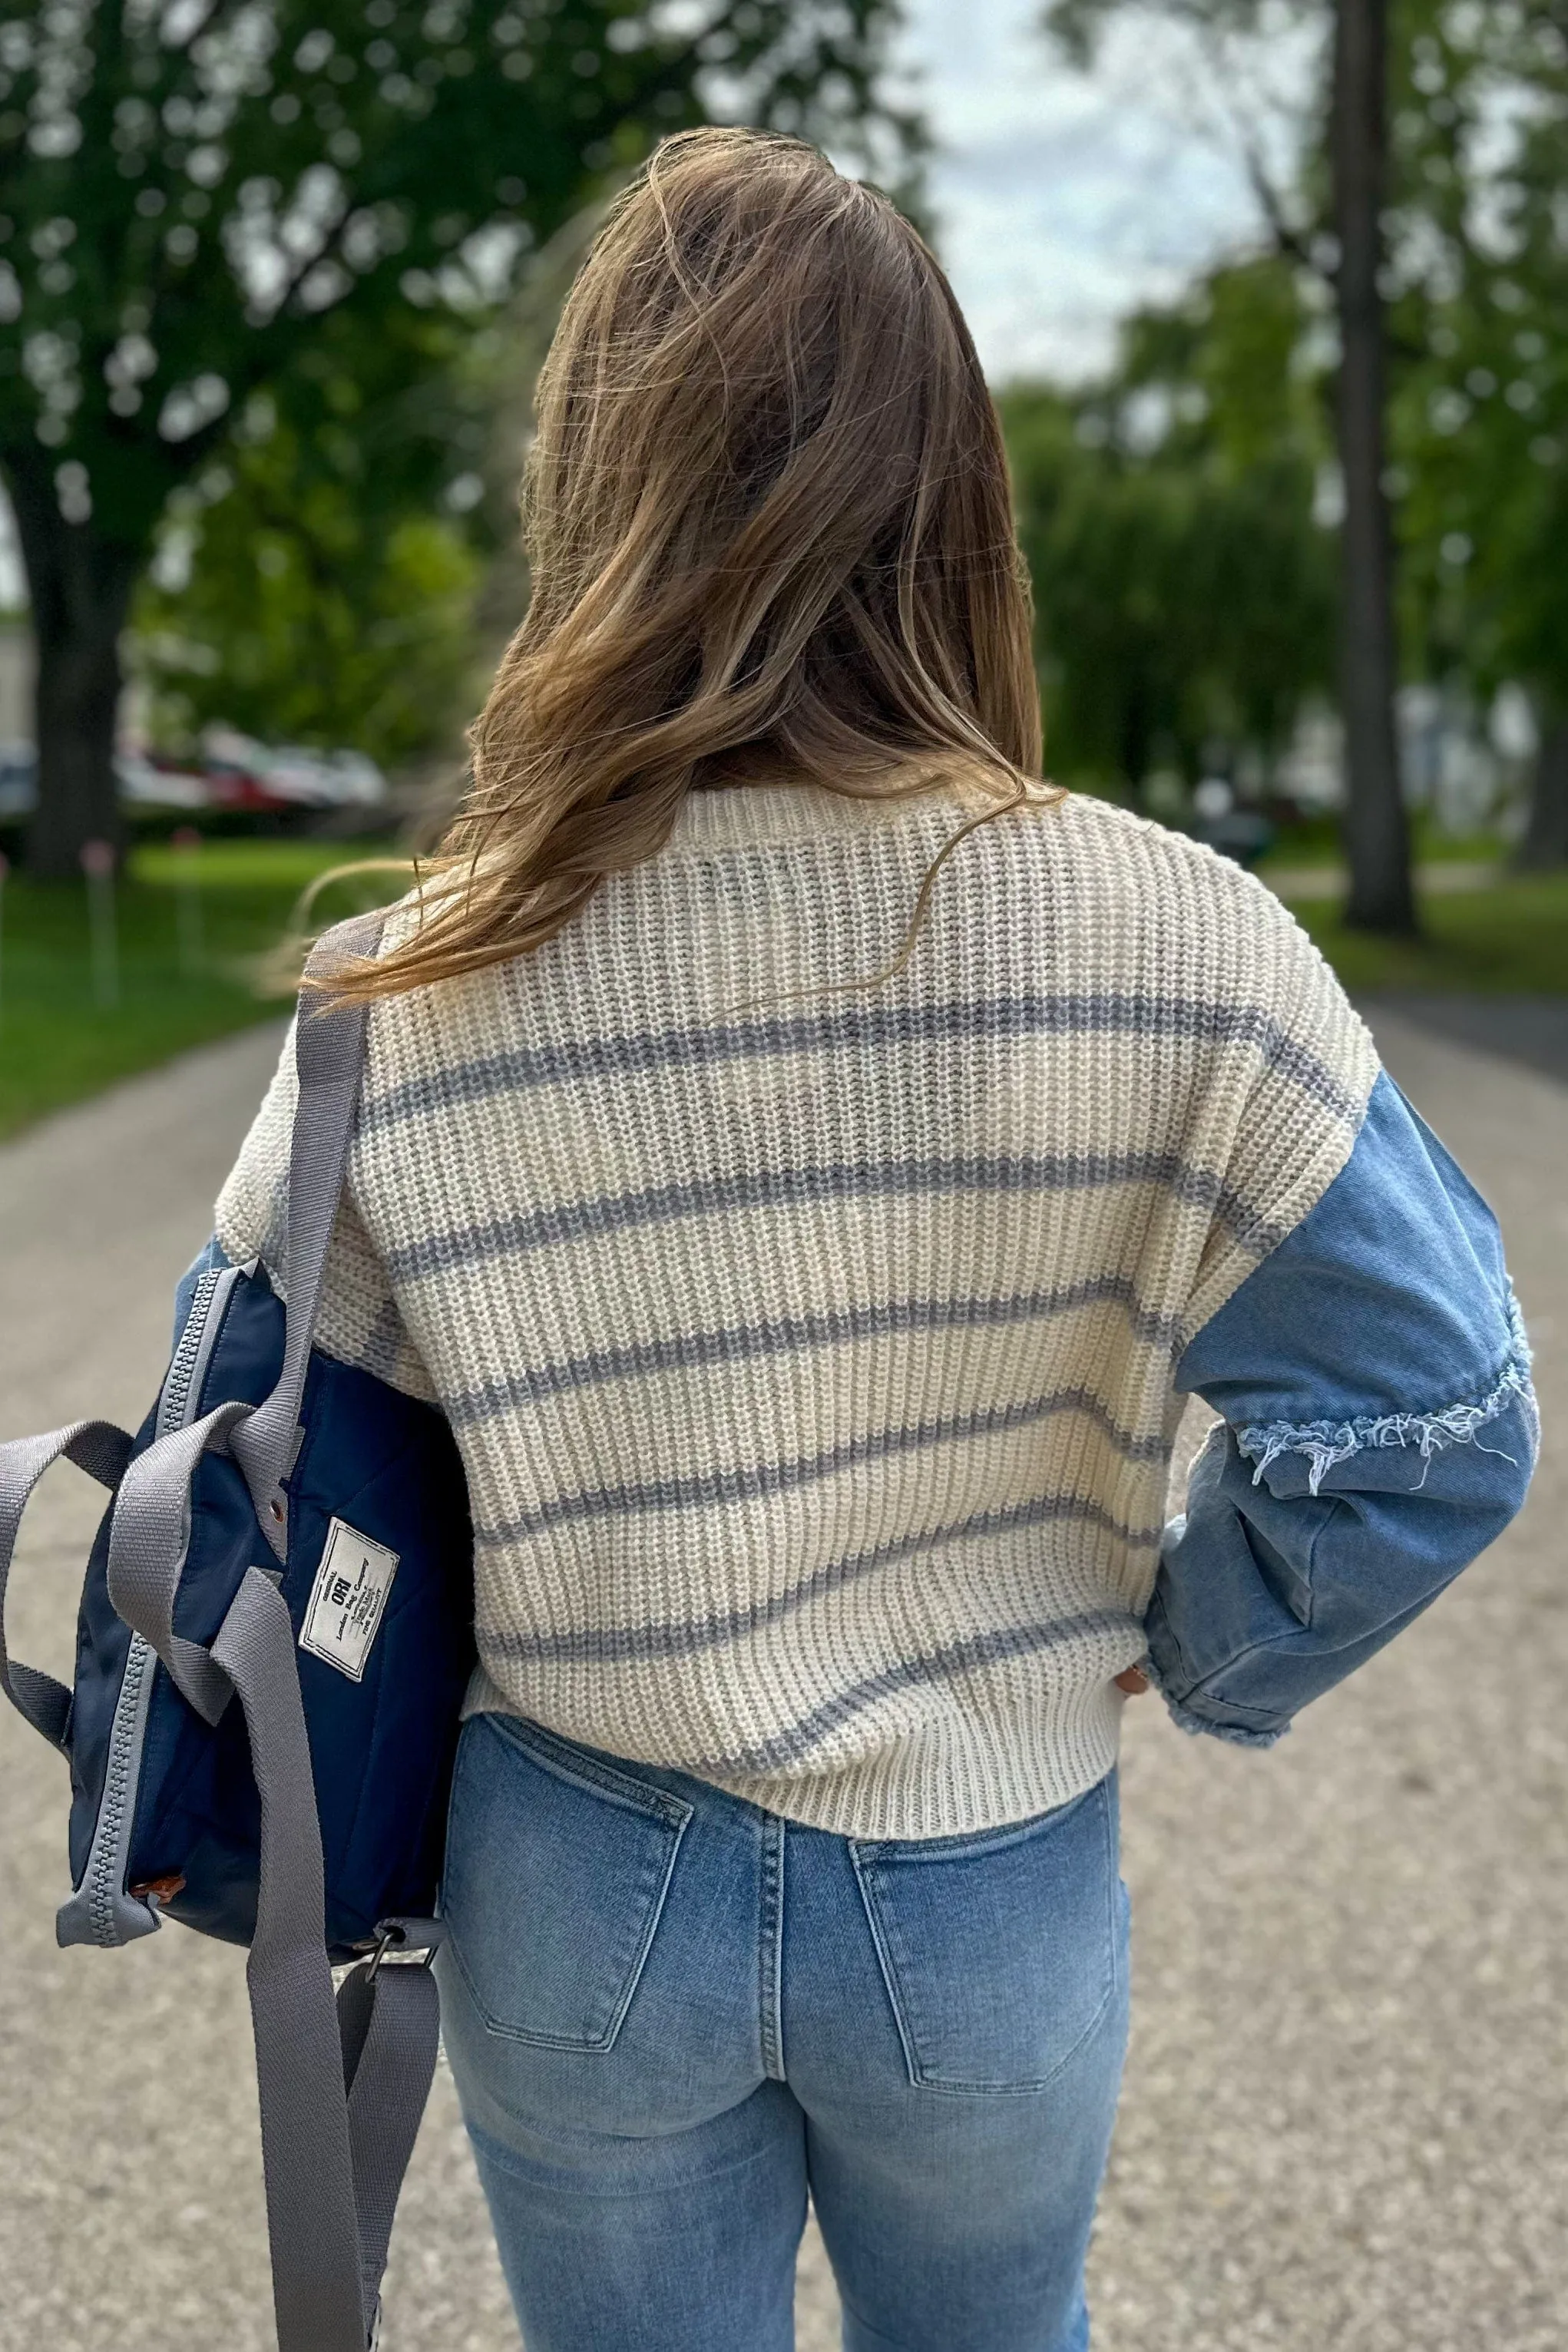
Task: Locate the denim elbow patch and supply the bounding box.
[1234,1286,1537,1500]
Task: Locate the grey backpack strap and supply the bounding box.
[230,908,386,1559]
[336,1924,446,2318]
[0,1420,134,1745]
[107,905,439,2352]
[107,1398,253,1724]
[212,1566,370,2352]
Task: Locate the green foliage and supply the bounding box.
[140,495,481,769]
[1001,259,1334,795]
[0,0,916,861]
[1040,0,1568,729]
[134,382,486,767]
[0,0,913,544]
[1388,5,1568,723]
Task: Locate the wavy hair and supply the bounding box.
[318,124,1053,1005]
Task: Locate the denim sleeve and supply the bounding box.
[171,1233,233,1349]
[1143,1068,1539,1747]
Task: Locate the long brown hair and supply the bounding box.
[320,124,1051,1004]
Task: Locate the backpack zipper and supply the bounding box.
[64,1263,243,1948]
[155,1265,227,1439]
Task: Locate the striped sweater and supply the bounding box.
[215,775,1380,1838]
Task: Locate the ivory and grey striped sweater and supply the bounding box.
[216,775,1380,1838]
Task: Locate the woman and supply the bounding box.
[204,128,1537,2352]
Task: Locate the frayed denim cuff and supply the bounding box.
[1135,1609,1292,1752]
[1153,1681,1288,1750]
[1234,1285,1537,1499]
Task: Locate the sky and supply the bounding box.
[891,0,1283,384]
[0,0,1301,612]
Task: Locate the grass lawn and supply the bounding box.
[1254,813,1509,872]
[0,839,410,1143]
[1281,872,1568,996]
[0,835,1563,1146]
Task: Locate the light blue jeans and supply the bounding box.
[435,1710,1130,2351]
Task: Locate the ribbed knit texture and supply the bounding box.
[216,777,1380,1838]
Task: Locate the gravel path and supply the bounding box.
[0,1007,1561,2350]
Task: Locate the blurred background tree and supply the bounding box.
[1392,0,1568,868]
[0,0,915,875]
[132,305,494,772]
[1003,256,1334,799]
[1042,0,1415,929]
[1029,0,1568,892]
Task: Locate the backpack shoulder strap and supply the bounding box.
[230,906,386,1553]
[108,903,439,2352]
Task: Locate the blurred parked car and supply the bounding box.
[0,733,386,819]
[197,727,387,814]
[1189,777,1275,868]
[0,741,35,817]
[117,750,212,808]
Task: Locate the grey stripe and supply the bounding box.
[485,1490,1163,1671]
[473,1382,1173,1547]
[446,1274,1187,1429]
[389,1151,1282,1286]
[681,1609,1143,1783]
[360,992,1364,1136]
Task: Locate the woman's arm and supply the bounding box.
[1143,1069,1538,1745]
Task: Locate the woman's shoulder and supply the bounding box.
[1019,786,1273,908]
[1001,789,1341,1012]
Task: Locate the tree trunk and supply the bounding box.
[5,454,142,878]
[1332,0,1415,933]
[1513,713,1568,869]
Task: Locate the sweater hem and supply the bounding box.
[461,1664,1127,1841]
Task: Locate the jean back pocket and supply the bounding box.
[441,1712,692,2052]
[849,1775,1123,2094]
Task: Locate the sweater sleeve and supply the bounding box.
[1176,868,1384,1345]
[1142,1070,1538,1745]
[213,1015,435,1403]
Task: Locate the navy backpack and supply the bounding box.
[0,913,476,2351]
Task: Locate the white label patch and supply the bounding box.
[299,1519,399,1682]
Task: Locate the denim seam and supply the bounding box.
[1234,1289,1535,1500]
[759,1814,786,2083]
[1096,1770,1120,2003]
[475,1707,695,1831]
[463,2115,789,2202]
[847,1783,1119,2098]
[847,1844,922,2090]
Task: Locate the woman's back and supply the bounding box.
[217,774,1375,1836]
[200,126,1534,2352]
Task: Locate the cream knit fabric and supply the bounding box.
[216,777,1380,1838]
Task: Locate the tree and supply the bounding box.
[1331,0,1412,926]
[134,300,498,769]
[1001,259,1334,798]
[135,432,486,774]
[0,0,913,874]
[1391,2,1568,866]
[1043,0,1417,929]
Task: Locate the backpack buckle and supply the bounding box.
[365,1916,444,1983]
